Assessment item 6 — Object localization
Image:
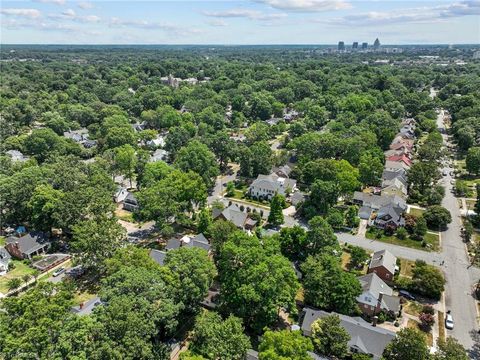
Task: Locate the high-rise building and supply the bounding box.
[362,42,368,50]
[352,42,358,49]
[338,41,345,51]
[373,38,381,49]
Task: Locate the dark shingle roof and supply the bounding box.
[150,249,167,266]
[6,232,49,255]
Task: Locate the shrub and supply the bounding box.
[396,227,408,240]
[421,305,435,315]
[419,312,435,331]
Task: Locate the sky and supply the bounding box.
[1,0,479,44]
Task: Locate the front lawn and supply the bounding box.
[366,228,440,252]
[0,260,36,294]
[408,207,425,218]
[399,258,415,278]
[0,236,5,246]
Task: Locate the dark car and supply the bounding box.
[399,290,416,301]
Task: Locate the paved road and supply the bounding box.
[436,109,478,352]
[340,109,479,353]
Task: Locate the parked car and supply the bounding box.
[52,267,65,277]
[65,265,85,279]
[399,290,416,301]
[445,312,454,330]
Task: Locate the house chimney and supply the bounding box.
[79,302,84,309]
[377,292,384,315]
[372,316,378,327]
[15,242,19,250]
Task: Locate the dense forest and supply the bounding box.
[0,45,479,360]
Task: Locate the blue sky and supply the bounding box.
[1,0,479,44]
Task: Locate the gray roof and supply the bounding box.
[369,249,397,275]
[249,173,297,194]
[357,273,400,313]
[382,168,408,187]
[353,192,406,211]
[220,204,248,228]
[6,232,49,255]
[0,247,11,261]
[185,234,211,252]
[71,296,102,315]
[358,206,373,220]
[375,204,405,227]
[124,192,138,204]
[300,307,395,360]
[150,149,168,162]
[150,249,167,266]
[6,150,28,162]
[246,349,259,360]
[291,191,306,206]
[166,238,182,250]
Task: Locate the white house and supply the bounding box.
[248,173,297,200]
[0,247,11,276]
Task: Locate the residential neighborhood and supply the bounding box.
[0,32,479,360]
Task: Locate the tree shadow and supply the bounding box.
[468,329,480,359]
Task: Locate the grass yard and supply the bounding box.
[115,208,135,222]
[0,260,36,294]
[0,236,5,246]
[366,229,440,252]
[407,319,433,347]
[403,301,424,317]
[408,207,425,218]
[341,252,351,271]
[399,258,415,278]
[73,290,97,306]
[438,311,446,342]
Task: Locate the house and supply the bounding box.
[6,150,28,162]
[5,232,50,260]
[114,186,129,203]
[132,122,147,132]
[290,191,306,207]
[123,192,139,212]
[384,160,410,172]
[150,149,169,162]
[374,203,405,229]
[146,135,166,148]
[150,249,167,266]
[368,250,397,283]
[273,164,292,178]
[183,233,211,252]
[71,296,102,315]
[381,181,408,198]
[0,247,11,275]
[265,117,282,126]
[64,129,89,143]
[200,288,220,310]
[165,238,182,251]
[353,192,407,212]
[212,204,257,230]
[389,141,412,152]
[246,349,259,360]
[248,173,297,200]
[384,148,412,160]
[300,307,396,360]
[386,154,412,167]
[381,169,408,190]
[357,273,400,316]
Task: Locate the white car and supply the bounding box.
[445,313,454,330]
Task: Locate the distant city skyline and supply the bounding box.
[1,0,479,45]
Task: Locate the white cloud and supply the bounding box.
[77,1,94,10]
[203,8,287,21]
[255,0,351,12]
[48,8,100,22]
[109,18,203,37]
[33,0,66,5]
[330,0,480,26]
[1,8,42,18]
[207,19,228,27]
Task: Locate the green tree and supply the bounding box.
[301,254,361,314]
[197,207,212,235]
[306,216,339,256]
[413,216,428,239]
[349,246,369,269]
[326,208,345,230]
[408,162,439,194]
[175,140,219,188]
[28,184,65,231]
[259,330,313,360]
[268,194,285,226]
[114,144,137,188]
[7,278,22,292]
[383,328,429,360]
[309,180,339,214]
[217,232,299,332]
[345,205,360,228]
[466,147,480,175]
[433,337,469,360]
[165,247,216,313]
[277,226,307,261]
[359,152,384,186]
[411,260,445,300]
[189,312,250,360]
[311,314,350,359]
[71,216,127,273]
[423,205,452,230]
